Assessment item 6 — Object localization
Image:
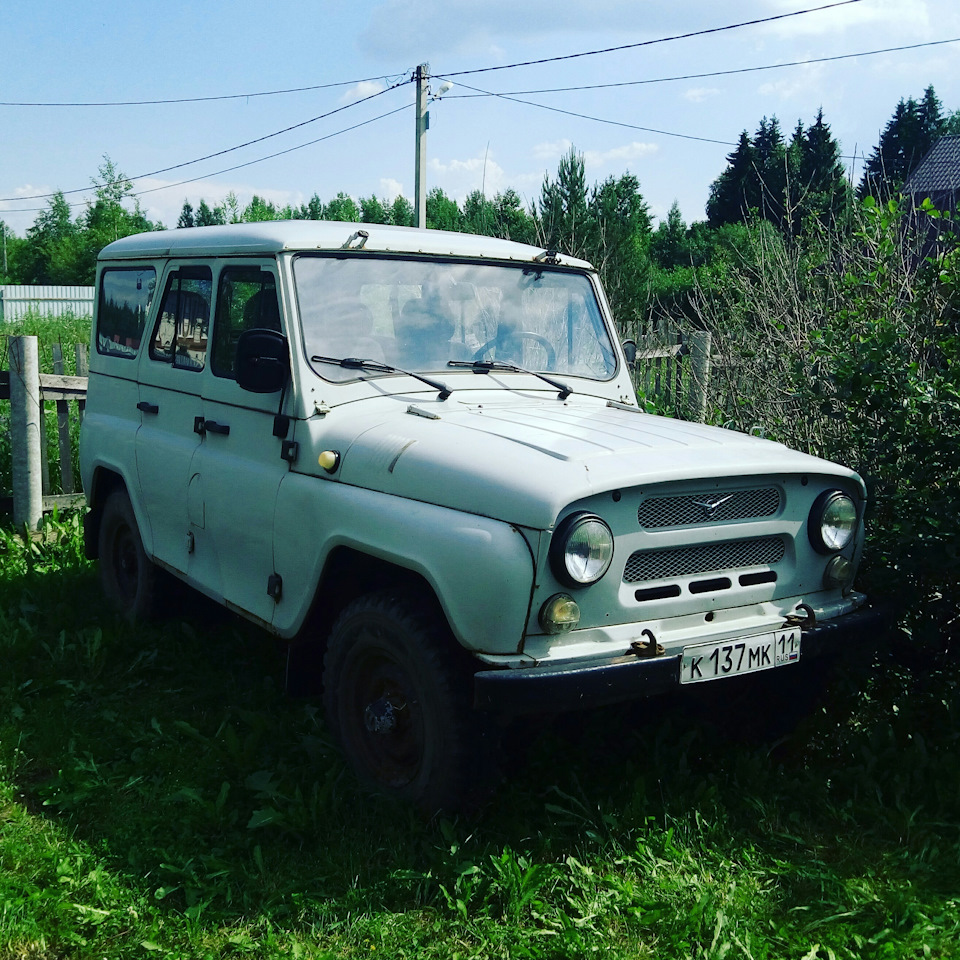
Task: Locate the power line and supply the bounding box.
[440,38,960,98]
[447,80,736,146]
[0,81,411,204]
[3,104,415,215]
[0,75,410,108]
[438,0,866,78]
[0,2,862,110]
[132,104,414,200]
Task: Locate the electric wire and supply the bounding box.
[3,103,414,215]
[439,38,960,98]
[0,2,862,108]
[0,74,410,108]
[438,0,865,78]
[0,81,411,204]
[444,79,735,146]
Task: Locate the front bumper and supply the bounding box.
[472,605,887,714]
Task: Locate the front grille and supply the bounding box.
[637,487,781,528]
[623,535,785,583]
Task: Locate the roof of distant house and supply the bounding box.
[904,134,960,195]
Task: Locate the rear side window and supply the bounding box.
[96,268,156,358]
[149,266,212,371]
[211,266,280,379]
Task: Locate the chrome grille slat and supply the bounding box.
[623,536,785,583]
[637,487,781,528]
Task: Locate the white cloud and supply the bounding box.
[340,79,387,105]
[584,143,659,167]
[429,152,508,198]
[684,87,721,103]
[379,178,404,200]
[532,139,574,161]
[758,62,826,102]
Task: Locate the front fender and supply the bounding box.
[272,474,537,652]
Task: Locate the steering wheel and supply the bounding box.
[473,331,556,368]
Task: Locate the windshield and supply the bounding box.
[294,255,618,384]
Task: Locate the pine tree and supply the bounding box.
[195,199,225,226]
[793,109,850,230]
[858,85,946,200]
[177,201,195,229]
[707,131,758,226]
[536,146,589,257]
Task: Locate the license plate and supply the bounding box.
[679,629,800,684]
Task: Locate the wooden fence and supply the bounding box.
[1,335,88,529]
[1,330,715,530]
[630,329,712,421]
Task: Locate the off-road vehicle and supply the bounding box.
[80,221,878,808]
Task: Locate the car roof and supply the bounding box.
[98,220,595,269]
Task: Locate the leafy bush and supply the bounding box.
[679,200,960,647]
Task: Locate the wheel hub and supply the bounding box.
[364,696,398,734]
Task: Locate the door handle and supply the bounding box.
[203,420,230,436]
[137,401,159,414]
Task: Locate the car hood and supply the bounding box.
[312,395,862,530]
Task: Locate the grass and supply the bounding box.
[1,515,960,959]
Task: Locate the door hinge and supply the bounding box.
[280,440,299,463]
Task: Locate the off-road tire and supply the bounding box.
[322,591,480,812]
[98,488,160,621]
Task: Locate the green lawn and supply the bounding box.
[1,516,959,959]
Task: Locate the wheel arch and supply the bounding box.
[285,546,448,697]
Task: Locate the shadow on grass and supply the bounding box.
[3,539,960,955]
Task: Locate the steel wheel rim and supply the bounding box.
[340,626,426,789]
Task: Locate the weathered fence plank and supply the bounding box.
[3,335,88,525]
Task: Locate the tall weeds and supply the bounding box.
[655,200,960,646]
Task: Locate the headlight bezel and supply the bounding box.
[808,489,858,554]
[549,511,615,588]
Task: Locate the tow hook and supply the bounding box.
[783,603,817,630]
[631,629,665,658]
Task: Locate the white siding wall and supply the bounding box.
[0,284,95,321]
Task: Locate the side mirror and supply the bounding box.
[236,328,289,394]
[621,338,638,364]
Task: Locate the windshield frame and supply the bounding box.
[292,252,620,386]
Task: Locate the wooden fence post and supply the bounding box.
[686,331,712,423]
[9,335,43,531]
[52,343,74,494]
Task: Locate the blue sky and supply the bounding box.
[1,0,959,235]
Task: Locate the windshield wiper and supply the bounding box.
[311,356,452,400]
[447,359,573,400]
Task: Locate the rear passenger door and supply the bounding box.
[195,262,290,626]
[135,263,214,583]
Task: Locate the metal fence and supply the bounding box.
[0,285,95,322]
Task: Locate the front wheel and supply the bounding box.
[98,488,159,621]
[322,592,477,811]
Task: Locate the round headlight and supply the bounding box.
[823,555,854,590]
[550,513,614,587]
[539,594,581,634]
[808,490,857,554]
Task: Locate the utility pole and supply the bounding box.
[414,63,429,230]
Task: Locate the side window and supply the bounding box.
[211,266,280,380]
[149,266,212,371]
[96,267,156,358]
